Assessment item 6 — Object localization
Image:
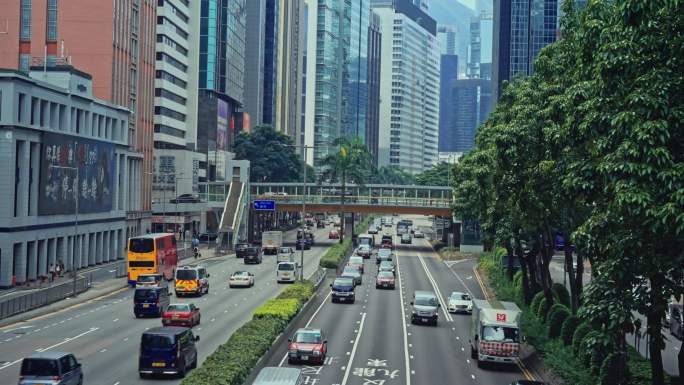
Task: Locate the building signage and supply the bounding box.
[253,200,276,211]
[38,132,116,215]
[217,99,228,151]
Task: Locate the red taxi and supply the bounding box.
[287,328,327,365]
[162,303,201,327]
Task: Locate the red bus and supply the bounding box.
[127,233,178,285]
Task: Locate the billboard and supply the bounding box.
[217,99,228,151]
[39,132,116,215]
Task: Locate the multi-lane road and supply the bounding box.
[0,226,335,385]
[263,219,536,385]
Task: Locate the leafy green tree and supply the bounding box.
[371,166,416,185]
[415,162,452,186]
[233,125,303,183]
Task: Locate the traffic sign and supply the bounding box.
[253,200,276,211]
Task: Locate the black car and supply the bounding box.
[295,238,311,250]
[243,247,263,264]
[235,243,251,258]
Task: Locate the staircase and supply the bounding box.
[218,181,247,249]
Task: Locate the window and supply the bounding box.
[155,106,185,121]
[46,0,58,41]
[154,124,185,138]
[129,260,155,268]
[19,54,30,73]
[155,88,186,104]
[156,70,187,88]
[17,93,25,122]
[156,52,187,72]
[20,0,31,40]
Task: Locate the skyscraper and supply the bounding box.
[447,78,491,152]
[439,55,459,152]
[304,0,372,170]
[262,0,279,125]
[0,0,155,236]
[374,0,440,174]
[366,11,382,167]
[244,0,267,126]
[437,25,458,55]
[493,0,559,102]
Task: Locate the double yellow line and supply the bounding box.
[472,266,537,382]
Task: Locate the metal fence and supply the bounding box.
[0,276,91,320]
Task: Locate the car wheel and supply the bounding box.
[139,373,148,379]
[135,313,141,319]
[470,346,477,359]
[229,284,233,288]
[190,355,198,369]
[205,286,209,294]
[178,362,186,378]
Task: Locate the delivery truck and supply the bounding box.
[470,299,522,368]
[261,231,283,256]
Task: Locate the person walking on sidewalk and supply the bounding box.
[55,262,62,278]
[49,264,56,283]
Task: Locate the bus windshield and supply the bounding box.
[130,238,154,253]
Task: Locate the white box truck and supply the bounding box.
[470,299,522,368]
[261,231,283,256]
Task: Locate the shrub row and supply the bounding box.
[181,281,315,384]
[318,215,374,269]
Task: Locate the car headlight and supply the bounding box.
[313,350,321,356]
[412,310,417,315]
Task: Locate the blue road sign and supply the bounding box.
[253,200,276,211]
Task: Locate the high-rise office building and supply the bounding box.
[263,0,279,125]
[0,0,155,236]
[366,11,382,167]
[244,0,266,126]
[493,0,559,102]
[304,0,372,169]
[447,78,491,152]
[437,25,458,55]
[374,0,440,174]
[196,0,246,183]
[439,55,459,152]
[275,0,305,148]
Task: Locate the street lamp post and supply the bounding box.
[50,165,79,296]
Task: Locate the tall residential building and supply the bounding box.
[366,11,382,167]
[275,0,305,147]
[493,0,559,102]
[244,0,267,126]
[467,12,493,79]
[0,67,138,287]
[374,0,440,174]
[446,78,491,152]
[197,0,246,182]
[437,25,457,55]
[438,55,459,152]
[304,0,372,169]
[0,0,155,237]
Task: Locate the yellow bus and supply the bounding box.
[127,233,178,286]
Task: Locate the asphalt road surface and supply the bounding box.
[262,223,535,385]
[0,226,336,385]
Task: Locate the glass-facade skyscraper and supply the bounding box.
[342,1,371,140]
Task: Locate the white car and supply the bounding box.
[447,291,472,314]
[277,246,295,263]
[277,262,298,283]
[229,271,255,288]
[413,229,424,238]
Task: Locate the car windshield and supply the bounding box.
[137,275,159,283]
[134,288,159,300]
[334,278,354,287]
[415,296,438,307]
[380,263,393,269]
[378,271,394,279]
[451,293,471,301]
[167,304,190,312]
[20,358,60,376]
[482,326,520,343]
[350,257,363,264]
[279,263,295,271]
[233,271,249,277]
[129,238,154,253]
[141,334,175,349]
[294,332,322,343]
[278,247,291,253]
[236,243,249,249]
[378,249,392,257]
[343,267,359,274]
[176,270,198,280]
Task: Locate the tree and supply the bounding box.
[415,162,452,186]
[318,137,374,242]
[233,125,303,183]
[371,166,416,185]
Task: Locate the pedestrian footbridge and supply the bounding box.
[200,182,453,216]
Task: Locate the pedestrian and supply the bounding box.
[55,262,62,278]
[60,261,65,276]
[49,264,55,282]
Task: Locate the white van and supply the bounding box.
[253,367,303,385]
[277,262,297,283]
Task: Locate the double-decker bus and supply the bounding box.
[127,233,178,286]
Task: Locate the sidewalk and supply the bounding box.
[0,245,229,328]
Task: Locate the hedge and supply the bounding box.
[560,315,581,346]
[572,322,592,356]
[547,305,570,338]
[181,281,316,384]
[530,292,545,316]
[600,352,630,385]
[551,283,570,307]
[319,215,374,269]
[537,297,552,320]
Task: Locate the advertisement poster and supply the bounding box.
[217,99,228,151]
[38,132,116,215]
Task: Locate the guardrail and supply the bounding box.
[0,275,92,320]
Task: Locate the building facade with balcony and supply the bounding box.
[0,67,139,288]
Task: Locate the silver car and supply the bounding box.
[411,291,440,326]
[341,266,363,285]
[19,352,83,385]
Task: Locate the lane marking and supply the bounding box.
[417,255,453,322]
[34,327,100,354]
[472,266,490,300]
[444,261,475,297]
[396,254,412,385]
[340,312,367,385]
